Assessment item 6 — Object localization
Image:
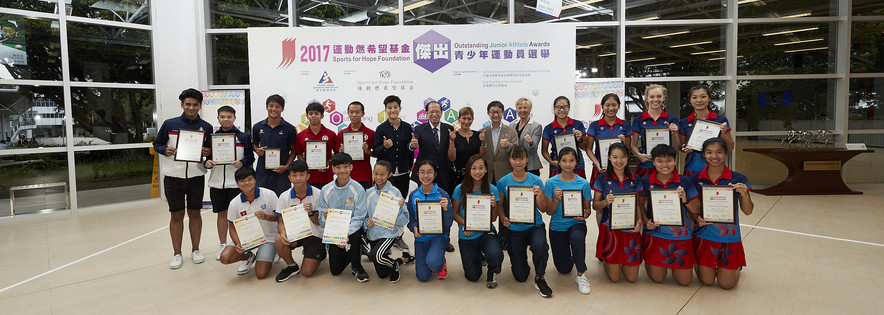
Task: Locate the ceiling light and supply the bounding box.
[597,52,616,57]
[774,38,824,46]
[299,16,325,23]
[780,11,812,18]
[562,0,603,10]
[626,57,656,63]
[633,14,659,21]
[669,41,712,48]
[784,46,827,53]
[644,62,674,67]
[763,27,819,36]
[708,57,726,61]
[390,0,434,14]
[641,30,690,39]
[690,49,726,55]
[576,43,603,49]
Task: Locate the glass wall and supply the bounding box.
[0,0,156,212]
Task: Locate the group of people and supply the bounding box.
[153,84,753,299]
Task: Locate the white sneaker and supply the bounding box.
[576,274,591,295]
[237,252,256,275]
[192,250,205,264]
[216,244,227,261]
[169,254,183,270]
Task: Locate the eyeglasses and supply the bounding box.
[554,106,569,110]
[419,171,435,176]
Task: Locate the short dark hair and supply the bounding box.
[702,137,729,154]
[558,147,578,161]
[374,160,393,173]
[288,160,308,174]
[266,94,285,108]
[650,144,678,160]
[487,100,505,112]
[306,102,324,115]
[348,101,364,113]
[234,166,256,182]
[508,144,527,159]
[383,95,401,107]
[425,101,441,112]
[330,152,352,167]
[179,88,203,103]
[217,105,235,115]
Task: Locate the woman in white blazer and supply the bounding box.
[510,97,544,175]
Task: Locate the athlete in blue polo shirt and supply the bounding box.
[541,96,587,179]
[585,93,631,186]
[631,84,680,177]
[252,94,298,195]
[678,85,734,175]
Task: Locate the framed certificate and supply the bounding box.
[211,134,236,164]
[174,129,205,162]
[554,133,577,153]
[322,209,352,246]
[643,127,671,152]
[649,189,683,226]
[561,189,584,218]
[596,137,621,170]
[700,185,738,224]
[279,204,313,242]
[464,193,494,232]
[416,200,444,235]
[264,148,281,169]
[507,186,535,224]
[685,119,722,151]
[371,192,401,230]
[232,214,267,251]
[342,131,365,161]
[306,140,327,170]
[610,193,637,231]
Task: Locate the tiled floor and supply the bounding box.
[2,184,883,314]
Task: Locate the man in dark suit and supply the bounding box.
[409,101,454,195]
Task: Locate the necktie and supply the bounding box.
[432,127,440,150]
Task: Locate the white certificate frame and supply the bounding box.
[233,214,267,251]
[306,140,328,170]
[643,126,671,153]
[649,189,684,226]
[700,185,738,224]
[279,204,313,242]
[211,134,237,165]
[686,119,722,152]
[464,193,494,232]
[610,193,637,231]
[597,137,621,170]
[264,148,281,170]
[554,133,577,154]
[507,186,536,225]
[174,129,205,163]
[561,189,584,218]
[342,131,365,161]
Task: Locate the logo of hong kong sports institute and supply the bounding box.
[319,71,334,84]
[413,30,451,73]
[278,38,297,69]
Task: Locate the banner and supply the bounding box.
[574,81,626,126]
[247,24,576,133]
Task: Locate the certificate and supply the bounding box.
[342,131,365,161]
[596,137,621,170]
[561,189,584,218]
[700,185,738,224]
[464,194,493,232]
[649,189,683,226]
[264,148,281,169]
[643,127,671,152]
[371,192,401,230]
[232,214,267,250]
[279,204,313,241]
[211,134,236,164]
[416,200,444,235]
[610,193,637,230]
[686,119,722,151]
[174,129,205,162]
[322,209,352,246]
[306,140,327,170]
[507,186,535,224]
[554,133,577,153]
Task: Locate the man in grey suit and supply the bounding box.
[481,101,519,185]
[510,97,544,175]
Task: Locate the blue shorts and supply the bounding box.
[247,242,276,262]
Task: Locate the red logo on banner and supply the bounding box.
[278,38,297,69]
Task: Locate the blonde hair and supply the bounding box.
[515,97,533,110]
[458,106,474,118]
[644,84,667,97]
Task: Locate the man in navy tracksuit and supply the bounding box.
[152,88,214,270]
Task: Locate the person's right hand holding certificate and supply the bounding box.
[686,119,722,151]
[233,214,267,250]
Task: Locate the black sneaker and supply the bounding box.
[352,267,370,283]
[446,242,455,252]
[275,264,300,282]
[485,269,498,289]
[390,263,401,283]
[534,277,553,298]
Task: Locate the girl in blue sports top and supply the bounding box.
[407,160,454,282]
[678,85,734,176]
[584,93,631,187]
[592,143,645,283]
[691,137,754,290]
[544,147,593,295]
[452,154,504,289]
[630,84,680,178]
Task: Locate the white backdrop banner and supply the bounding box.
[247,24,576,132]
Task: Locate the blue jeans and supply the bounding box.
[507,225,550,281]
[458,233,503,282]
[414,236,449,282]
[549,223,588,274]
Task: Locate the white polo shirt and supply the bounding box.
[275,185,324,238]
[227,187,279,241]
